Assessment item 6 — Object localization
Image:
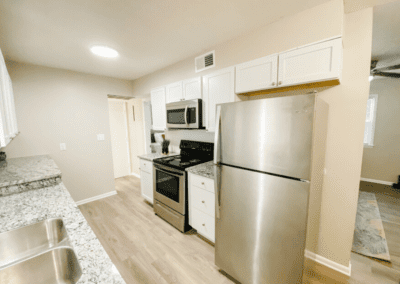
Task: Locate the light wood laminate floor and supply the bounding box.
[79,176,400,284]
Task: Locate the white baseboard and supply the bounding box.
[76,191,117,206]
[360,177,393,186]
[131,172,140,178]
[305,249,351,276]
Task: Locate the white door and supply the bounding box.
[150,87,166,130]
[278,38,342,87]
[142,100,152,154]
[165,81,183,103]
[235,54,278,93]
[182,77,202,101]
[108,99,130,178]
[202,67,235,132]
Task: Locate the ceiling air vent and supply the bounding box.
[195,50,215,73]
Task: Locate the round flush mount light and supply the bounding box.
[90,46,119,58]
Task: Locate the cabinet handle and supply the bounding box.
[202,224,205,226]
[278,81,282,85]
[272,82,276,86]
[202,201,205,203]
[201,182,204,185]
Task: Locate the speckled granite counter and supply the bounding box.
[186,161,215,179]
[0,182,126,284]
[138,152,179,161]
[0,155,62,196]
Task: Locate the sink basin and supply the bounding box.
[0,218,69,268]
[0,247,82,284]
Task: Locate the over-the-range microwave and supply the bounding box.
[166,99,203,129]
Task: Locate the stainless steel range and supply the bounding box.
[153,140,214,232]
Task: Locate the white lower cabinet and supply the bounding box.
[188,173,215,242]
[139,158,153,204]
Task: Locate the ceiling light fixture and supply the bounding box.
[369,75,374,82]
[90,46,119,58]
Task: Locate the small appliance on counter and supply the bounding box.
[152,140,214,232]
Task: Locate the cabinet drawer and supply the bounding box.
[191,186,215,217]
[190,174,214,193]
[192,207,215,243]
[140,159,153,173]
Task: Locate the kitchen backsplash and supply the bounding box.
[165,129,214,153]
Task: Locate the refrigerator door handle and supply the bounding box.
[214,105,222,219]
[214,164,221,219]
[214,105,221,164]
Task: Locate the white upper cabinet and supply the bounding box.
[202,66,235,132]
[0,49,18,147]
[278,38,342,87]
[165,81,183,103]
[235,54,278,93]
[182,77,202,101]
[150,86,166,131]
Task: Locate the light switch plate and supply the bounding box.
[60,143,66,151]
[97,134,105,141]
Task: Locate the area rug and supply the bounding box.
[352,191,391,262]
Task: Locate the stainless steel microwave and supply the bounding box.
[166,99,203,129]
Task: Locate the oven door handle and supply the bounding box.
[184,106,188,124]
[155,166,184,177]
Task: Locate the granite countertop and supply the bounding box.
[186,161,215,179]
[0,183,126,284]
[0,155,61,187]
[138,152,179,161]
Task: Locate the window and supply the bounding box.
[364,94,378,147]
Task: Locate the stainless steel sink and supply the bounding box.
[0,247,82,284]
[0,219,82,283]
[0,218,69,267]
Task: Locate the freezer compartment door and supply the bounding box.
[219,94,314,180]
[215,165,309,284]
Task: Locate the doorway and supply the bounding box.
[108,99,131,178]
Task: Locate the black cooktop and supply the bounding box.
[153,140,214,171]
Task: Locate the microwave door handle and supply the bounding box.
[184,106,188,124]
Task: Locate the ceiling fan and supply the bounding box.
[370,60,400,79]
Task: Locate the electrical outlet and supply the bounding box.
[60,143,66,151]
[97,134,105,141]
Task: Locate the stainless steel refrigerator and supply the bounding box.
[214,94,315,284]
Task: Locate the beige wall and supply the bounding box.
[361,78,400,183]
[131,0,373,267]
[132,0,344,149]
[4,61,133,202]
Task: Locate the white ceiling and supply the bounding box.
[372,0,400,70]
[0,0,331,80]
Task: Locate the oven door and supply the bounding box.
[153,164,186,214]
[166,100,201,129]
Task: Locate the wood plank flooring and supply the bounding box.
[78,176,400,284]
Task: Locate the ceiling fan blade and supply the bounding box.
[372,71,400,78]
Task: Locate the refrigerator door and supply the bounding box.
[219,94,314,180]
[215,165,309,284]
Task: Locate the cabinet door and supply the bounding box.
[165,81,183,103]
[150,87,166,131]
[278,38,342,87]
[182,77,202,101]
[140,170,153,204]
[202,67,235,132]
[235,54,278,93]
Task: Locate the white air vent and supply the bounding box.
[195,51,215,73]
